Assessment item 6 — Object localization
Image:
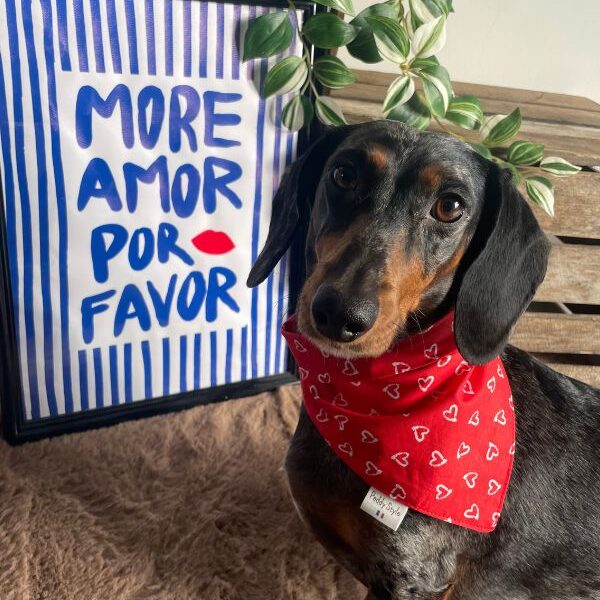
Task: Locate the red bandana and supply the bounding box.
[282,311,515,533]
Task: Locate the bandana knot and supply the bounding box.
[282,311,515,533]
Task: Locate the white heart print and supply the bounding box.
[464,504,480,520]
[361,430,378,444]
[309,385,320,400]
[316,408,328,423]
[487,479,502,495]
[412,425,430,443]
[298,367,309,380]
[486,442,499,461]
[338,442,353,456]
[437,354,452,367]
[492,512,501,527]
[333,414,348,431]
[342,360,358,376]
[365,461,382,476]
[391,451,409,467]
[390,483,406,500]
[418,376,435,392]
[493,409,507,425]
[383,383,401,400]
[424,344,439,359]
[463,381,475,395]
[294,339,307,352]
[487,376,496,393]
[468,410,480,426]
[429,450,448,468]
[392,361,411,374]
[318,372,331,384]
[435,484,453,500]
[456,442,471,459]
[443,404,458,422]
[463,472,478,488]
[332,393,348,407]
[455,360,471,375]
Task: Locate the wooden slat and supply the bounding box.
[540,362,600,387]
[334,96,600,168]
[321,94,600,237]
[352,71,600,114]
[536,244,600,304]
[534,173,600,239]
[511,313,600,354]
[334,81,600,128]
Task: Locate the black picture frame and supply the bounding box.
[0,0,323,445]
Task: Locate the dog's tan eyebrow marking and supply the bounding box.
[419,163,444,189]
[366,144,391,172]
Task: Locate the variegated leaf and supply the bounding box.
[383,74,416,115]
[315,96,347,126]
[445,95,483,130]
[313,56,357,89]
[525,175,555,216]
[282,95,313,131]
[481,108,521,147]
[540,156,582,176]
[366,16,410,63]
[313,0,356,17]
[409,0,436,24]
[506,141,544,166]
[469,142,492,159]
[409,0,452,28]
[347,3,397,64]
[411,16,446,59]
[387,92,431,129]
[263,56,307,98]
[418,64,451,117]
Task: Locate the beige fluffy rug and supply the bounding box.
[0,386,365,600]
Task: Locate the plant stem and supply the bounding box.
[288,0,320,99]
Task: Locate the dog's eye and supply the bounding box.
[431,195,464,223]
[332,165,358,190]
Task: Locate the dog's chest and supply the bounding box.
[285,407,461,598]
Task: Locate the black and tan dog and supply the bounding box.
[247,121,600,599]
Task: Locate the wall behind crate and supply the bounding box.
[338,0,600,103]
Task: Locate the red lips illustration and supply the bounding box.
[191,230,235,255]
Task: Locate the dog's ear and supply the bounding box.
[454,165,550,364]
[247,126,351,287]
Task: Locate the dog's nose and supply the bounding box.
[311,285,378,342]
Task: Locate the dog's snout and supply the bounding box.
[311,285,378,343]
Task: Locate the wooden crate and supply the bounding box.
[332,72,600,387]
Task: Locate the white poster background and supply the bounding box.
[0,0,301,419]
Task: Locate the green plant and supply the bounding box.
[243,0,581,215]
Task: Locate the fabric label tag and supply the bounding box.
[360,486,409,531]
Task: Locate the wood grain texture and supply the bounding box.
[536,244,600,304]
[333,80,600,128]
[533,172,600,238]
[511,313,600,354]
[352,71,600,114]
[334,96,600,167]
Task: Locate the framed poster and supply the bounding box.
[0,0,316,444]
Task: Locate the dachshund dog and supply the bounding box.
[247,121,600,599]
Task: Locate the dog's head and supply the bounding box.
[248,121,549,364]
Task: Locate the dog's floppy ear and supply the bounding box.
[247,126,351,288]
[454,165,550,364]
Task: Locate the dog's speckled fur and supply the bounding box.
[248,121,600,599]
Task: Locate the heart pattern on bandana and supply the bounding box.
[282,310,515,533]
